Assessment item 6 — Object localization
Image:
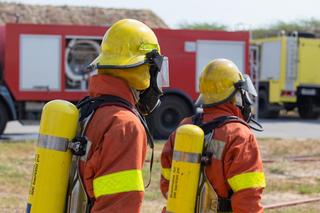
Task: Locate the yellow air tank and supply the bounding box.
[26,100,79,213]
[166,124,204,213]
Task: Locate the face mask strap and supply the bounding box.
[234,80,246,91]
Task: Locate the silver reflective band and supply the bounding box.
[38,134,69,152]
[206,139,225,161]
[173,151,201,163]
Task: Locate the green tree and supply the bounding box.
[252,18,320,38]
[179,18,320,38]
[178,22,228,30]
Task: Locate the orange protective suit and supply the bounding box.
[79,74,147,213]
[161,103,265,213]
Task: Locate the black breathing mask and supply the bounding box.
[238,90,253,122]
[137,50,166,115]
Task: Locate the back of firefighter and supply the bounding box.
[79,19,168,212]
[161,59,266,213]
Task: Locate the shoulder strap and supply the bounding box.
[77,95,155,148]
[192,113,249,135]
[77,95,136,121]
[192,111,203,126]
[76,95,155,188]
[199,116,249,135]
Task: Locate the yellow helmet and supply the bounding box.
[91,19,161,90]
[199,58,255,105]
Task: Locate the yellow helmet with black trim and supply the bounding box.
[198,58,261,125]
[199,59,245,105]
[91,19,160,90]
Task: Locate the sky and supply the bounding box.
[2,0,320,29]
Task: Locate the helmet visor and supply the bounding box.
[242,74,257,97]
[157,56,170,88]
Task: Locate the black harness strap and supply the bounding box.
[78,95,134,121]
[76,95,154,188]
[200,116,246,134]
[218,197,232,212]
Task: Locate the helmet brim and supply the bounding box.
[90,53,146,68]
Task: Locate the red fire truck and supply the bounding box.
[0,23,250,138]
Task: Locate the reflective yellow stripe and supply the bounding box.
[161,167,171,180]
[227,172,266,192]
[93,169,144,198]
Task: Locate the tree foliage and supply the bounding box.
[251,18,320,38]
[179,22,228,30]
[179,19,320,38]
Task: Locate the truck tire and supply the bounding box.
[0,102,9,135]
[298,98,319,119]
[258,91,279,118]
[147,95,193,139]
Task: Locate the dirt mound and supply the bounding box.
[0,2,168,28]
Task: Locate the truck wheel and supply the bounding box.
[298,98,319,119]
[258,91,279,118]
[147,95,193,139]
[0,102,9,135]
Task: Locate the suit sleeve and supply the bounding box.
[89,116,147,213]
[160,131,175,198]
[224,132,265,213]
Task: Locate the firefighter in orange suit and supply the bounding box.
[160,59,265,213]
[73,19,169,213]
